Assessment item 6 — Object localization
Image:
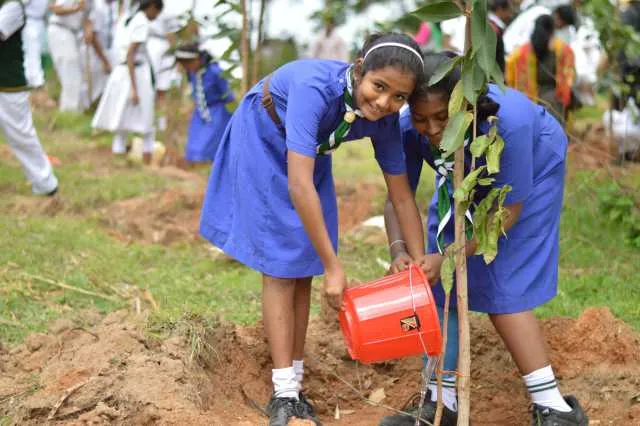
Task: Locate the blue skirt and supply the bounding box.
[199,93,337,278]
[185,104,232,163]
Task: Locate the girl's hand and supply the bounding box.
[416,253,444,286]
[102,60,112,74]
[388,252,412,275]
[130,90,139,105]
[324,262,347,311]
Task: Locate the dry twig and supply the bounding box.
[24,273,120,302]
[47,377,93,421]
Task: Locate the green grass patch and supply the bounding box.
[0,101,638,347]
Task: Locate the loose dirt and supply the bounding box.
[1,307,638,425]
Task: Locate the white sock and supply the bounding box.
[142,132,155,154]
[272,367,299,399]
[428,376,457,412]
[293,359,304,392]
[112,131,128,154]
[524,365,572,412]
[157,116,167,131]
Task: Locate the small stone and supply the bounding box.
[24,333,52,352]
[94,401,119,419]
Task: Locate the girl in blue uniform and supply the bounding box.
[380,52,588,426]
[199,33,427,426]
[175,43,234,164]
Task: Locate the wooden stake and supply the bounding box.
[240,0,250,96]
[456,5,472,425]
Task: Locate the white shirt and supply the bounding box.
[441,16,466,54]
[113,10,149,64]
[24,0,48,19]
[0,0,25,41]
[49,0,88,32]
[488,13,506,31]
[503,5,550,54]
[311,31,349,62]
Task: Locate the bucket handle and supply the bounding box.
[408,265,430,356]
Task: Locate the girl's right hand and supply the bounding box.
[388,252,412,275]
[130,91,139,105]
[324,263,347,311]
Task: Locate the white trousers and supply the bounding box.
[23,18,46,88]
[0,91,58,194]
[48,24,83,112]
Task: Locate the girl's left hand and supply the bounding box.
[416,253,444,286]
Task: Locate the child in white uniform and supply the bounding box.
[91,0,163,164]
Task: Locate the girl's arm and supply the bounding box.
[384,172,425,262]
[127,42,140,104]
[287,151,346,309]
[50,0,84,16]
[85,21,111,73]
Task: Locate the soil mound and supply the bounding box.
[97,180,380,246]
[1,307,639,425]
[100,187,204,245]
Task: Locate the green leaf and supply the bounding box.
[471,0,498,76]
[487,122,497,141]
[486,134,505,174]
[470,134,490,158]
[478,177,495,186]
[411,2,464,24]
[449,80,465,117]
[429,55,463,86]
[462,56,485,104]
[497,185,512,206]
[440,111,473,156]
[440,254,455,294]
[453,166,487,202]
[470,0,488,54]
[482,213,502,263]
[490,61,507,91]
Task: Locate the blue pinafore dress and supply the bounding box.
[185,62,234,162]
[401,84,568,314]
[200,60,407,278]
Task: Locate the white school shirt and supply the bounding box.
[113,10,149,64]
[25,0,48,19]
[0,0,24,41]
[49,0,89,32]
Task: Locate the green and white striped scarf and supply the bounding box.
[430,142,474,255]
[316,66,363,155]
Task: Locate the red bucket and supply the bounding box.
[339,264,443,364]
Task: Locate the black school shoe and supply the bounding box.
[298,392,322,425]
[531,395,589,426]
[379,391,457,426]
[266,394,299,426]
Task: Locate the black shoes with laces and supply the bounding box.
[378,391,458,426]
[265,393,323,426]
[531,395,589,426]
[266,395,299,426]
[298,392,322,425]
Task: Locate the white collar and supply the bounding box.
[488,13,506,30]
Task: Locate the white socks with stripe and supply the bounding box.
[524,365,571,412]
[293,359,304,392]
[272,367,299,399]
[428,376,458,412]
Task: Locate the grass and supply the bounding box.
[0,98,638,346]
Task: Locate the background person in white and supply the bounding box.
[310,17,349,62]
[22,0,47,88]
[91,0,163,165]
[0,0,58,195]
